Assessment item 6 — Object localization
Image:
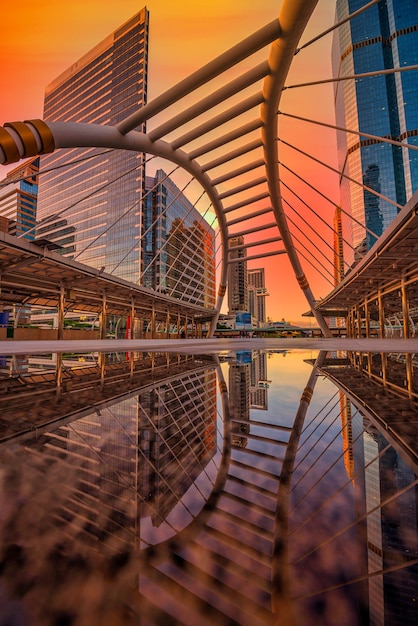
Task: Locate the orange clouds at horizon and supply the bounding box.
[0,0,339,323]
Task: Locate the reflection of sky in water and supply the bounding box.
[0,349,417,625]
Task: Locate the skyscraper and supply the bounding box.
[332,0,418,262]
[247,268,268,327]
[228,236,248,315]
[143,170,216,308]
[0,157,39,240]
[36,8,149,283]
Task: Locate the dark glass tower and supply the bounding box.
[332,0,418,262]
[37,9,149,283]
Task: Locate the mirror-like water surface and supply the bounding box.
[0,349,417,625]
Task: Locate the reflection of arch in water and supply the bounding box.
[0,350,356,625]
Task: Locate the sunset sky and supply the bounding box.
[0,0,339,324]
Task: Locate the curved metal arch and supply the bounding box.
[0,0,331,336]
[38,121,230,337]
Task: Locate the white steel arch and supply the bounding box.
[0,0,332,337]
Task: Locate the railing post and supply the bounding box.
[401,278,410,339]
[100,291,107,340]
[58,283,65,340]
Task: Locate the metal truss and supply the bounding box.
[0,0,333,337]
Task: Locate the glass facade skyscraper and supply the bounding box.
[332,0,418,262]
[0,157,39,240]
[36,9,149,283]
[143,170,216,308]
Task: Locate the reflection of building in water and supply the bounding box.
[22,361,217,551]
[339,391,354,479]
[229,352,251,448]
[363,426,418,626]
[137,369,217,525]
[319,353,418,624]
[249,351,270,410]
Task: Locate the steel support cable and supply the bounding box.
[279,135,404,217]
[23,152,156,240]
[294,0,381,55]
[291,425,365,514]
[65,420,179,540]
[152,197,220,299]
[290,399,342,486]
[106,397,219,515]
[111,172,197,277]
[278,158,380,240]
[151,190,212,291]
[167,216,222,301]
[73,153,160,261]
[281,180,355,255]
[293,477,418,566]
[292,245,334,288]
[290,230,335,285]
[283,199,343,267]
[28,122,231,337]
[139,361,232,576]
[277,111,418,172]
[287,220,335,281]
[154,388,218,492]
[135,399,212,520]
[0,148,114,190]
[290,440,392,537]
[299,390,340,438]
[283,63,418,91]
[158,381,219,481]
[293,419,369,512]
[157,235,214,303]
[296,556,418,602]
[107,166,189,273]
[138,186,210,291]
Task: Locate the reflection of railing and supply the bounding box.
[0,352,217,443]
[318,353,418,470]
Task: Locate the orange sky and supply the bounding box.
[0,0,339,324]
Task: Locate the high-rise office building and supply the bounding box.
[228,236,248,315]
[36,9,149,283]
[332,0,418,262]
[143,170,216,308]
[0,157,39,240]
[247,268,268,327]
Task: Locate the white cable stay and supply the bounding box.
[278,160,381,240]
[280,179,355,254]
[294,0,381,54]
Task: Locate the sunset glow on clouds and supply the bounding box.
[0,0,339,323]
